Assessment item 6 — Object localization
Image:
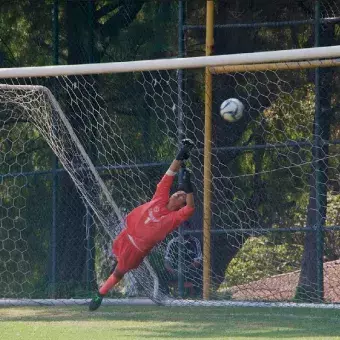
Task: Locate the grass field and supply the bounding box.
[1,305,340,339]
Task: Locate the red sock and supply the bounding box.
[99,274,121,295]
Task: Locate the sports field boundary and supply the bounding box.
[2,298,340,309]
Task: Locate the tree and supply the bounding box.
[296,15,335,302]
[0,0,179,296]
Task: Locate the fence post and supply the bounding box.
[85,0,96,292]
[177,0,186,298]
[314,0,324,302]
[50,0,59,298]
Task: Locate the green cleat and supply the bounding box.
[89,292,104,311]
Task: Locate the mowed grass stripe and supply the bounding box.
[1,305,340,340]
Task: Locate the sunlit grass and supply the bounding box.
[1,305,340,339]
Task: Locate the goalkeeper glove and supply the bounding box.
[177,163,186,191]
[176,138,195,161]
[182,168,194,194]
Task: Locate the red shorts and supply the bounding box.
[112,229,146,273]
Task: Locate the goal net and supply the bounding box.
[1,46,340,306]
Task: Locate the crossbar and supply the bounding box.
[0,46,340,78]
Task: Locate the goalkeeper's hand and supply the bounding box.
[177,163,186,191]
[176,138,195,161]
[181,168,194,194]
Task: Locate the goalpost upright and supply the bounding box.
[203,0,214,301]
[200,0,333,303]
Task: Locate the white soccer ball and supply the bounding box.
[220,98,244,122]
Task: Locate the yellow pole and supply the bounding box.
[203,0,214,300]
[209,58,340,74]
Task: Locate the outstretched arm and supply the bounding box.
[180,167,195,209]
[171,168,195,226]
[186,192,195,209]
[167,159,182,175]
[153,160,181,200]
[168,138,194,175]
[153,139,195,199]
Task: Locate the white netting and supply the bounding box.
[1,53,340,305]
[0,78,164,302]
[321,0,340,19]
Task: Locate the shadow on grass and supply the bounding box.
[1,306,340,339]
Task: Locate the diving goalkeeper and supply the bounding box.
[89,139,195,311]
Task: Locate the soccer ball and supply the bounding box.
[220,98,244,122]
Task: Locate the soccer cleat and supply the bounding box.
[89,292,104,311]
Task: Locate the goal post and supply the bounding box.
[1,46,340,307]
[203,0,214,301]
[0,46,340,78]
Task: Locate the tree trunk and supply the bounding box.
[296,20,334,302]
[55,1,91,297]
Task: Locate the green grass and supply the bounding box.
[1,305,340,339]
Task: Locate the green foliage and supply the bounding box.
[226,235,303,287]
[214,83,316,232]
[0,1,53,67]
[264,83,315,142]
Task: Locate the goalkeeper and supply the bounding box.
[89,139,195,311]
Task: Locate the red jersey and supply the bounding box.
[124,174,194,253]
